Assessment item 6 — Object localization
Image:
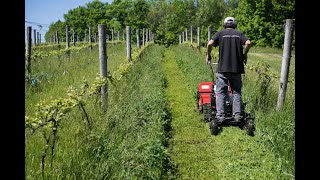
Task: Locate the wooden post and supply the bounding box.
[185,28,188,42]
[37,32,40,45]
[136,28,140,49]
[33,29,37,45]
[276,19,295,111]
[197,27,200,49]
[73,30,76,46]
[89,26,92,52]
[208,26,211,42]
[145,28,148,43]
[182,32,184,43]
[190,26,193,44]
[26,26,32,76]
[98,24,108,109]
[66,25,70,49]
[126,26,131,61]
[149,31,152,42]
[56,31,59,44]
[142,28,145,46]
[179,35,181,44]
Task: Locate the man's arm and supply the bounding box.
[206,40,214,64]
[243,40,251,64]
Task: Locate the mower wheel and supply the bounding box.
[209,120,219,135]
[245,118,255,136]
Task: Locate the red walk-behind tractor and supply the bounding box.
[196,61,255,136]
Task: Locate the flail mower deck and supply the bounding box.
[196,62,255,136]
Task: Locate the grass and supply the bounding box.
[163,44,294,179]
[25,42,126,179]
[25,43,174,179]
[25,41,295,179]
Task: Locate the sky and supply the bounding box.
[25,0,113,43]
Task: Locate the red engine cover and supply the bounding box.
[198,82,215,93]
[197,81,234,112]
[197,82,215,111]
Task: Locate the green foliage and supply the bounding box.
[44,0,294,48]
[234,0,295,48]
[127,0,149,28]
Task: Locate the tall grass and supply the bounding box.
[25,43,174,179]
[25,42,126,179]
[79,44,174,179]
[25,41,295,178]
[245,46,295,175]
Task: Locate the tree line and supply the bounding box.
[45,0,295,48]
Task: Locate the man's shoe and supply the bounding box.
[234,114,243,122]
[216,114,225,122]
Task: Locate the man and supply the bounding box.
[206,16,251,122]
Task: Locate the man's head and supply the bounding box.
[223,17,237,29]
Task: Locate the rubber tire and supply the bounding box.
[209,120,219,135]
[246,118,255,136]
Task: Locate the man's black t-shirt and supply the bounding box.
[212,28,248,74]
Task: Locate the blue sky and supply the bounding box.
[25,0,113,42]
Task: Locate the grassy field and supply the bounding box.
[25,42,295,179]
[163,44,294,179]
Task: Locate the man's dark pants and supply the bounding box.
[215,72,242,117]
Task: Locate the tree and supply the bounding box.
[234,0,295,48]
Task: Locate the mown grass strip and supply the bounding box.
[163,45,289,179]
[178,43,295,176]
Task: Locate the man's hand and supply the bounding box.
[206,55,212,65]
[243,40,251,65]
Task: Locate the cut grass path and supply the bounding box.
[162,46,289,179]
